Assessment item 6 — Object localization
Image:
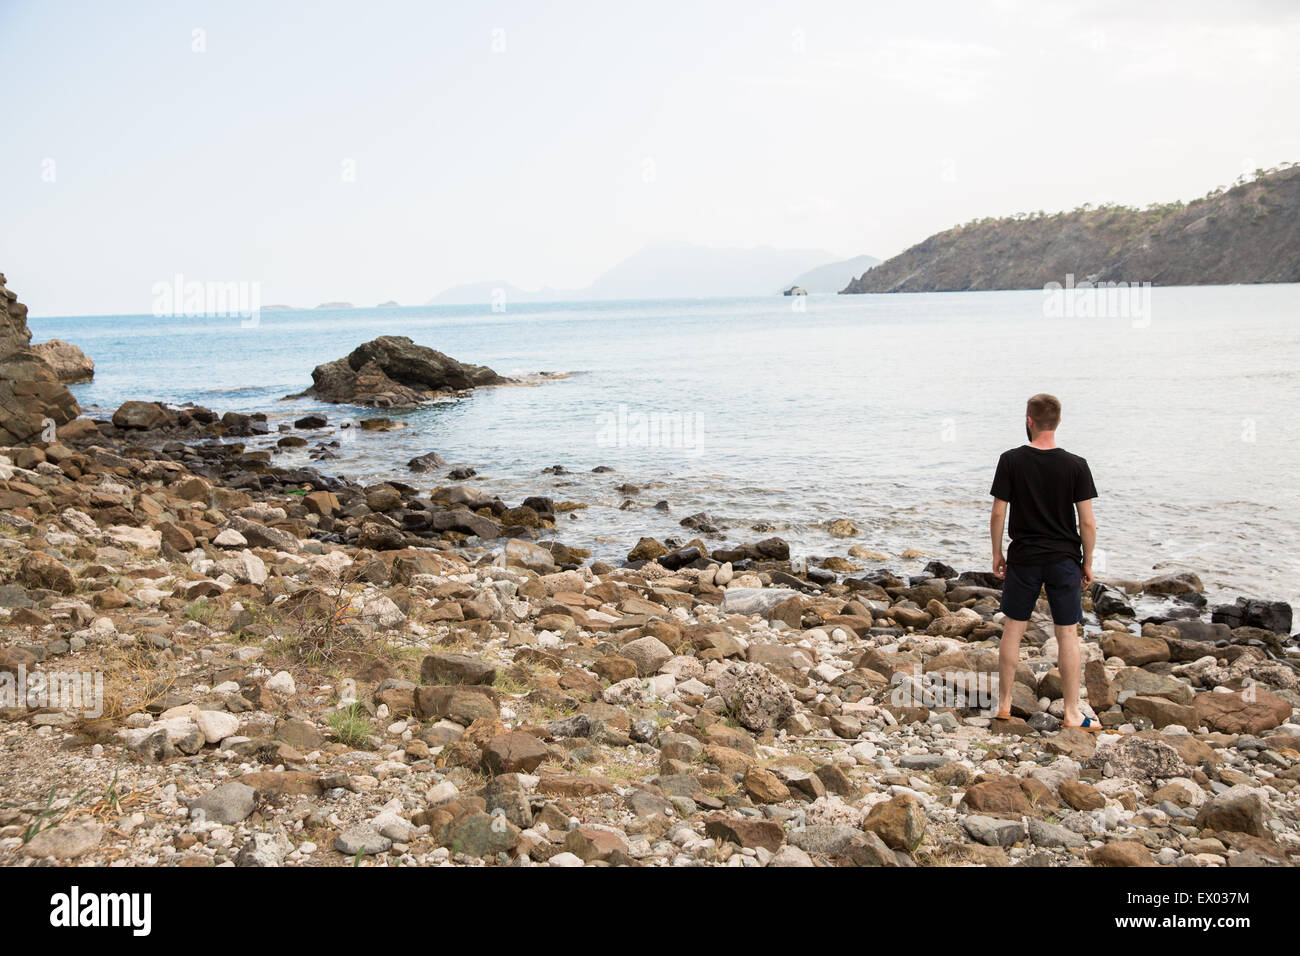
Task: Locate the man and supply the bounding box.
[989,393,1100,730]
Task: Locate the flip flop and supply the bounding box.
[1063,716,1103,733]
[992,710,1012,720]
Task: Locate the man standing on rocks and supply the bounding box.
[989,393,1100,730]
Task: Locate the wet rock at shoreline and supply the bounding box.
[30,338,94,383]
[0,273,80,444]
[296,335,510,407]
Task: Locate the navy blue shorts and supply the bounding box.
[999,558,1083,625]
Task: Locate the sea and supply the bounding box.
[27,283,1300,614]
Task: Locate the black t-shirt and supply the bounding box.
[989,446,1097,566]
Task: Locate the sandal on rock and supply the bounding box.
[1064,716,1103,733]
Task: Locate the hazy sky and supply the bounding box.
[3,0,1298,316]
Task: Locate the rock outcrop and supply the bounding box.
[31,338,94,382]
[842,164,1300,293]
[297,335,510,407]
[0,273,79,444]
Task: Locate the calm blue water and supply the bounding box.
[28,286,1300,611]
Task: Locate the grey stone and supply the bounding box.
[767,844,816,867]
[21,822,103,860]
[962,814,1026,848]
[620,636,673,677]
[189,782,256,824]
[1027,817,1085,848]
[786,824,860,856]
[898,753,948,770]
[334,824,392,856]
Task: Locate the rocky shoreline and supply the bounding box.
[0,274,1296,867]
[0,397,1296,869]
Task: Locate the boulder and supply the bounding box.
[18,551,77,593]
[959,776,1035,818]
[420,653,496,686]
[720,588,800,616]
[0,274,80,444]
[1091,583,1134,617]
[1143,571,1203,596]
[1193,688,1292,735]
[1090,735,1186,785]
[299,335,509,406]
[1100,632,1170,666]
[620,636,674,676]
[21,822,103,860]
[481,731,548,774]
[1194,787,1269,836]
[30,338,94,382]
[713,662,795,731]
[862,793,926,852]
[1211,597,1292,635]
[112,400,173,430]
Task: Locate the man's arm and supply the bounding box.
[990,498,1008,579]
[1076,498,1096,588]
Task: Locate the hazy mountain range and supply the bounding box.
[781,254,881,293]
[427,241,878,305]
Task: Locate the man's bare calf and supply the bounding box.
[997,617,1084,725]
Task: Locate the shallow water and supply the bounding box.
[29,284,1300,612]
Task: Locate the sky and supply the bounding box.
[2,0,1298,316]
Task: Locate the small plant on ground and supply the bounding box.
[184,598,218,625]
[328,702,374,749]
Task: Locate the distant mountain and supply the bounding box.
[842,164,1300,293]
[779,254,880,294]
[428,241,861,304]
[427,280,566,306]
[584,241,836,299]
[315,301,354,309]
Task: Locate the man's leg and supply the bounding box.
[1056,622,1083,724]
[1044,558,1087,726]
[997,617,1029,716]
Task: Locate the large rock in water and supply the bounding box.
[30,338,94,382]
[299,335,509,407]
[0,273,79,444]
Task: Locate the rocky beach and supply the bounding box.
[0,275,1297,869]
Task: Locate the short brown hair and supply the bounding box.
[1026,393,1061,431]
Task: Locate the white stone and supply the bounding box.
[216,550,267,585]
[676,678,710,697]
[356,592,405,628]
[265,671,296,696]
[426,781,459,803]
[645,674,675,698]
[195,710,240,745]
[850,741,879,763]
[213,529,249,548]
[106,525,162,551]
